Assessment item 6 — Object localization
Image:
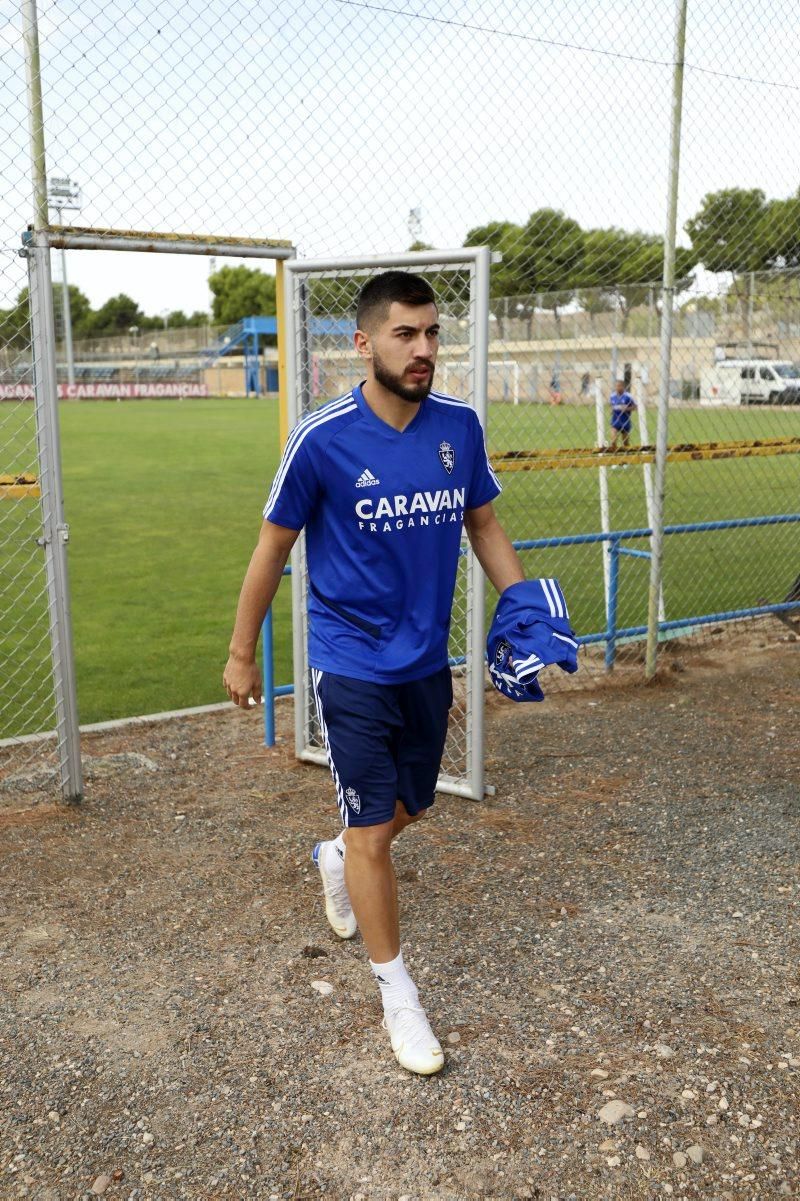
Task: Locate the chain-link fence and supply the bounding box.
[0,242,62,787]
[283,253,488,799]
[0,222,83,798]
[2,0,799,786]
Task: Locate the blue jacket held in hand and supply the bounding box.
[487,578,579,702]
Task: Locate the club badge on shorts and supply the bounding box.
[344,786,361,815]
[438,440,455,474]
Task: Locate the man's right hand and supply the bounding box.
[223,654,263,709]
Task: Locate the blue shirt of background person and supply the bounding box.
[609,378,636,448]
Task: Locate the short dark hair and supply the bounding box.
[356,270,437,332]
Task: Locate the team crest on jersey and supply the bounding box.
[344,787,361,814]
[438,440,455,475]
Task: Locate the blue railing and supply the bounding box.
[261,566,294,747]
[260,512,800,745]
[201,320,245,365]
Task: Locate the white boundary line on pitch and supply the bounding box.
[0,697,290,749]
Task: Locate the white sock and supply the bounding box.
[332,832,346,867]
[370,950,419,1013]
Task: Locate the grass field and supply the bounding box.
[489,401,800,647]
[2,395,798,734]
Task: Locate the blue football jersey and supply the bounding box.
[263,383,502,682]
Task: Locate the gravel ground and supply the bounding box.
[1,632,798,1201]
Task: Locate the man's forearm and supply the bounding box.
[467,515,524,594]
[229,542,291,661]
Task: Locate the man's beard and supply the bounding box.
[372,350,435,404]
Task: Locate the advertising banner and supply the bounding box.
[0,382,209,400]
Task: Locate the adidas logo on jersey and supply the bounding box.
[355,468,380,488]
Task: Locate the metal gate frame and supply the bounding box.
[15,226,295,800]
[283,247,491,801]
[21,232,83,799]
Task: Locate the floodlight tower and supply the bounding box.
[47,176,81,386]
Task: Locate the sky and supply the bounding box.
[1,0,799,317]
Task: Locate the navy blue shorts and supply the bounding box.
[310,665,453,827]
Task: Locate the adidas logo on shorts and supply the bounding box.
[355,468,380,488]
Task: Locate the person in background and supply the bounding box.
[609,377,637,449]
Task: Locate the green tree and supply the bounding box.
[84,293,147,337]
[579,227,695,331]
[157,310,196,329]
[684,187,769,274]
[1,286,209,352]
[403,241,475,319]
[758,192,800,269]
[307,276,358,321]
[516,209,584,332]
[1,284,94,349]
[57,285,93,338]
[0,289,33,350]
[577,227,627,328]
[520,210,584,290]
[685,188,771,334]
[617,237,695,332]
[149,310,209,329]
[209,265,276,325]
[464,220,526,296]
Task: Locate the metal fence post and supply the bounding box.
[21,0,48,232]
[468,246,491,801]
[27,234,83,800]
[645,0,688,679]
[22,0,82,798]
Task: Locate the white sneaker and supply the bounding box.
[312,840,357,939]
[383,1001,444,1075]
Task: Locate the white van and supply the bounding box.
[700,359,800,406]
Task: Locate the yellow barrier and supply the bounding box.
[491,437,800,472]
[0,474,41,498]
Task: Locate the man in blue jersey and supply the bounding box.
[609,377,637,450]
[223,271,525,1075]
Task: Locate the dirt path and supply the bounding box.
[1,638,798,1199]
